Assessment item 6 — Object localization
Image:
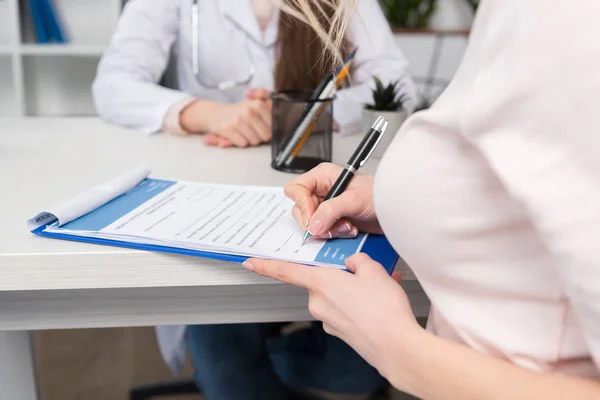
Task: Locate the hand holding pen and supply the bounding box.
[281,117,389,243]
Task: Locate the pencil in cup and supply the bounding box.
[283,103,330,167]
[282,63,352,167]
[270,91,334,173]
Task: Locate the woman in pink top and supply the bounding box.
[245,0,600,398]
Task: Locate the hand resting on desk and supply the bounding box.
[181,88,272,148]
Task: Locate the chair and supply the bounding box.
[129,378,200,400]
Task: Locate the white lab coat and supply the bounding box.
[92,0,417,375]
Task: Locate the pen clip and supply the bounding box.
[359,118,389,167]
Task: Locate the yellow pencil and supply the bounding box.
[286,61,352,162]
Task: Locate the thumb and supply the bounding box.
[345,253,389,278]
[308,194,362,236]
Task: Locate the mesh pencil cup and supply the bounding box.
[270,90,334,174]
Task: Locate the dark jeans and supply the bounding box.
[185,322,387,400]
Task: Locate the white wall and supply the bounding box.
[430,0,475,30]
[393,0,475,104]
[394,33,468,104]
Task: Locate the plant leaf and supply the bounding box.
[374,76,384,94]
[368,75,409,111]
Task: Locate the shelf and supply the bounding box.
[20,0,118,46]
[20,44,106,56]
[23,55,100,116]
[0,0,16,47]
[392,27,471,36]
[0,56,19,116]
[0,46,15,55]
[0,0,123,117]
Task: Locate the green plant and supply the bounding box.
[465,0,479,11]
[379,0,438,29]
[365,77,409,112]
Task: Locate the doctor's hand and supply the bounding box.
[285,163,383,240]
[180,89,272,148]
[242,253,420,378]
[180,92,271,147]
[203,88,272,148]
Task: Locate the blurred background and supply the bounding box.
[0,0,477,119]
[0,1,476,399]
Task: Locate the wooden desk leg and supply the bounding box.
[0,330,38,400]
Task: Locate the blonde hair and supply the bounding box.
[277,0,356,67]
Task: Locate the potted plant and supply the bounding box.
[379,0,438,29]
[362,77,410,159]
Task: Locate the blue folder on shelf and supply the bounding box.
[25,0,68,44]
[39,0,68,43]
[28,167,399,274]
[26,0,49,44]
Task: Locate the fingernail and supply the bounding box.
[327,231,333,239]
[337,223,352,235]
[351,228,358,237]
[308,220,323,235]
[243,260,255,272]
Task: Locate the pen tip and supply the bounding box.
[301,230,312,245]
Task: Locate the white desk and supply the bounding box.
[0,118,429,400]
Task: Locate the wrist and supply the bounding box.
[162,97,197,135]
[380,322,431,395]
[180,99,226,133]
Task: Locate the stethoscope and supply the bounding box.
[191,0,257,90]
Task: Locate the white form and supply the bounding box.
[46,179,368,267]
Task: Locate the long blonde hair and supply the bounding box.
[278,0,355,68]
[275,1,350,91]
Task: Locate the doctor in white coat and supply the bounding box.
[93,0,417,398]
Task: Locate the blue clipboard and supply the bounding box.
[32,225,400,275]
[29,174,399,275]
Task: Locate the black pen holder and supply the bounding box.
[270,90,334,174]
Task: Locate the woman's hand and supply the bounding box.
[243,253,420,379]
[246,255,600,400]
[180,88,272,148]
[285,162,382,239]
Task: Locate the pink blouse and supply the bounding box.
[374,0,600,377]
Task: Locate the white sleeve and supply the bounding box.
[334,0,419,134]
[92,0,191,134]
